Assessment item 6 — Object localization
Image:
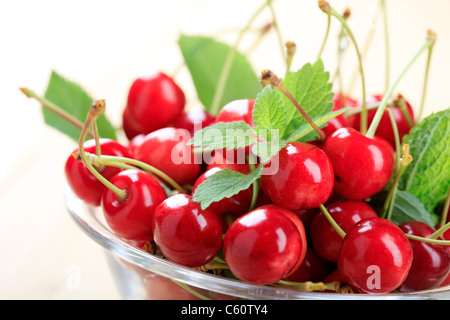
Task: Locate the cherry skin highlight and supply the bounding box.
[260,142,334,210]
[101,169,168,246]
[322,127,395,200]
[223,205,306,285]
[152,194,223,267]
[397,221,450,292]
[172,107,215,136]
[123,71,185,139]
[65,138,131,207]
[337,217,413,294]
[132,127,202,186]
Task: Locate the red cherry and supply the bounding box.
[285,247,335,283]
[260,142,334,210]
[215,99,256,158]
[215,99,255,126]
[192,167,253,222]
[348,94,415,148]
[397,221,450,292]
[65,138,131,206]
[172,107,215,136]
[223,205,306,285]
[152,194,223,267]
[205,150,251,174]
[101,169,167,246]
[323,92,358,137]
[338,217,413,294]
[309,200,378,262]
[132,127,201,186]
[123,71,185,139]
[322,127,395,200]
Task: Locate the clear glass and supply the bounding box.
[64,186,450,300]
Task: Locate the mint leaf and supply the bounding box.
[389,190,438,227]
[288,108,350,142]
[178,35,261,114]
[280,60,334,139]
[252,86,287,141]
[43,71,117,141]
[398,108,450,213]
[193,166,262,210]
[252,139,288,164]
[188,121,256,151]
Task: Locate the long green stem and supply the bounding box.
[319,1,367,134]
[82,153,187,194]
[406,234,450,246]
[210,0,269,116]
[428,221,450,241]
[366,31,436,139]
[439,188,450,229]
[418,43,435,121]
[19,87,95,138]
[319,204,346,238]
[78,101,128,201]
[317,15,331,60]
[268,0,287,65]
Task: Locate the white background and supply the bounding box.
[0,0,449,299]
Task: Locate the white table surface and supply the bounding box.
[1,0,449,299]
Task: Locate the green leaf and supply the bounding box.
[389,190,438,227]
[398,108,450,213]
[252,139,287,164]
[193,166,262,210]
[188,121,256,151]
[280,60,334,139]
[288,108,350,142]
[178,34,261,114]
[43,71,117,141]
[252,86,287,141]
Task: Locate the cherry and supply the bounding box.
[223,204,306,285]
[348,94,415,148]
[205,150,251,174]
[322,127,395,200]
[215,99,255,126]
[260,142,334,210]
[122,71,185,140]
[397,221,450,292]
[172,107,215,137]
[132,127,202,186]
[285,247,335,283]
[152,194,223,267]
[65,138,131,206]
[101,169,168,246]
[192,167,253,223]
[337,217,413,294]
[323,92,358,137]
[214,99,256,158]
[310,200,378,262]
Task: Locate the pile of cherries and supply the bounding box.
[65,69,450,296]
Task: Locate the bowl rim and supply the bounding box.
[64,185,450,300]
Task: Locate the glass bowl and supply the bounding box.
[64,185,450,300]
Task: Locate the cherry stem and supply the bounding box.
[393,93,414,127]
[248,159,260,212]
[366,30,436,139]
[317,14,331,60]
[418,38,436,121]
[267,0,287,66]
[428,221,450,241]
[78,100,128,202]
[319,0,367,134]
[171,280,211,300]
[406,233,450,246]
[276,280,355,293]
[210,0,269,116]
[260,69,326,142]
[319,204,346,239]
[332,8,351,101]
[381,0,390,92]
[245,21,273,55]
[80,152,187,194]
[344,98,391,118]
[19,87,95,139]
[438,188,450,230]
[381,144,413,220]
[285,40,296,73]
